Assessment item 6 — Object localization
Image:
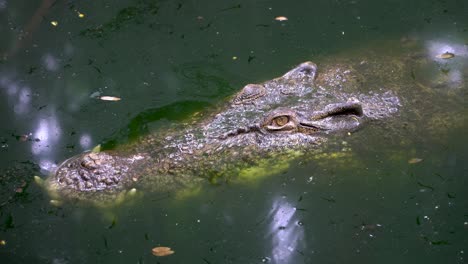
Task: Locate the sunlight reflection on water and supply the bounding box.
[267,196,305,263]
[425,39,467,90]
[42,53,60,72]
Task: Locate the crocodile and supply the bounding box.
[41,44,465,205]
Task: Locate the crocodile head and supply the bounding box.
[202,61,399,150]
[46,61,400,204]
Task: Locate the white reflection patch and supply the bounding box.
[39,159,57,174]
[7,82,18,96]
[19,86,31,104]
[79,133,92,149]
[13,86,32,114]
[266,197,305,263]
[425,39,467,90]
[42,53,59,72]
[32,117,62,155]
[426,40,468,60]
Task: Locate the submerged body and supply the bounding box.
[44,42,465,204]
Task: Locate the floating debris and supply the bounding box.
[50,21,58,27]
[275,16,288,21]
[417,181,434,191]
[99,96,121,101]
[152,246,175,257]
[77,11,85,18]
[436,52,455,59]
[0,240,5,246]
[408,158,423,164]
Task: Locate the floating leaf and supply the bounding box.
[51,21,58,26]
[408,158,423,164]
[152,246,175,257]
[436,52,455,59]
[99,96,121,101]
[0,240,6,246]
[275,16,288,21]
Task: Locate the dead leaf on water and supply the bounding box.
[436,52,455,59]
[99,96,121,101]
[408,158,423,164]
[275,16,288,21]
[152,246,175,257]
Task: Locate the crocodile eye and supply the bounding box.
[272,116,289,127]
[262,110,297,132]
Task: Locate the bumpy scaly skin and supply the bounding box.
[51,152,147,192]
[47,58,408,202]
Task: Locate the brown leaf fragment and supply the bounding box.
[408,158,423,164]
[152,246,175,257]
[436,52,455,59]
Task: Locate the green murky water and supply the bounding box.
[1,0,467,263]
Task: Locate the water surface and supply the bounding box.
[0,0,467,263]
